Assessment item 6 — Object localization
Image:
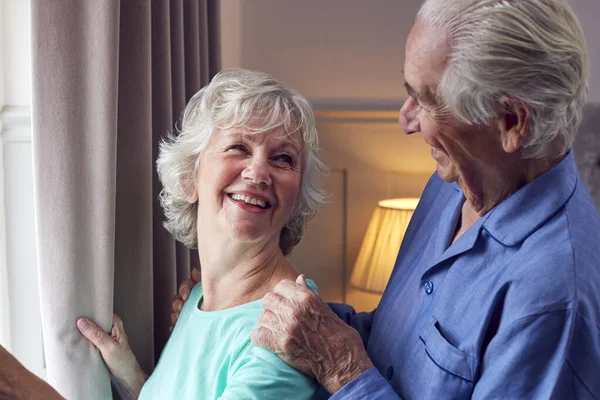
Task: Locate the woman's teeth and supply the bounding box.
[229,193,268,208]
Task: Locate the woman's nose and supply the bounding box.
[241,157,272,186]
[399,98,421,134]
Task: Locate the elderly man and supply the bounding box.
[171,0,600,398]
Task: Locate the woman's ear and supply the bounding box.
[184,158,201,204]
[187,187,198,204]
[181,173,199,204]
[498,97,530,153]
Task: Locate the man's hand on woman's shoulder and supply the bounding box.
[170,268,201,332]
[251,275,374,394]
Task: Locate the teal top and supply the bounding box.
[139,280,319,399]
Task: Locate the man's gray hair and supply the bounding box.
[156,68,327,256]
[418,0,589,159]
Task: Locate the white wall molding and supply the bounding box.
[0,111,9,350]
[0,105,32,143]
[0,105,32,350]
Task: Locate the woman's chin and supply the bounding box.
[227,225,274,246]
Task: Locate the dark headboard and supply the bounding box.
[573,103,600,212]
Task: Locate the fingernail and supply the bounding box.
[77,319,89,330]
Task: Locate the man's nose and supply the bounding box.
[399,98,421,134]
[241,157,272,186]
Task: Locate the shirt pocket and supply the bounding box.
[404,316,478,400]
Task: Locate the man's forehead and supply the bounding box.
[404,19,451,91]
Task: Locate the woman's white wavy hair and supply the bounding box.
[418,0,589,159]
[156,68,328,256]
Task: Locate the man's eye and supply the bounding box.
[410,93,422,105]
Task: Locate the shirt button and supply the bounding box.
[424,281,434,295]
[386,366,394,380]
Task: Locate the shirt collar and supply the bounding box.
[478,151,578,246]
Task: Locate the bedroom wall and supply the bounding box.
[220,0,600,105]
[219,0,600,311]
[219,0,431,311]
[571,0,600,103]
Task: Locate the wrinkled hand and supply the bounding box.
[170,268,201,332]
[76,314,147,400]
[251,275,374,394]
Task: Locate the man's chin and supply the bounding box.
[436,163,459,183]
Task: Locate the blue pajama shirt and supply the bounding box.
[330,152,600,399]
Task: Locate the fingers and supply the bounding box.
[261,292,289,315]
[172,294,184,313]
[110,314,129,345]
[296,274,309,288]
[171,310,179,325]
[112,314,124,331]
[251,326,280,354]
[77,318,114,352]
[256,310,282,332]
[178,279,195,302]
[273,278,313,302]
[170,310,180,328]
[169,294,183,333]
[191,268,201,283]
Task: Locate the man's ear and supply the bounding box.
[498,97,530,153]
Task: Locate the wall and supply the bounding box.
[0,0,45,380]
[316,111,434,311]
[571,0,600,103]
[220,0,421,108]
[221,0,600,104]
[220,0,433,310]
[219,0,600,310]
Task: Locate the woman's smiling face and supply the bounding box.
[193,126,303,247]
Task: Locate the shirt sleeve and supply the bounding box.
[329,368,403,400]
[219,344,318,400]
[328,303,376,347]
[472,309,598,399]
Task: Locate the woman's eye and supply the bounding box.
[274,154,294,166]
[227,144,248,153]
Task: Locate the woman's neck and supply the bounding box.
[196,239,299,311]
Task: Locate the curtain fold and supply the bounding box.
[31,1,219,398]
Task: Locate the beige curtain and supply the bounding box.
[31,1,219,398]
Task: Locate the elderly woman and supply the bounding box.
[76,68,326,399]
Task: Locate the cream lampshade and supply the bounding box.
[349,198,419,294]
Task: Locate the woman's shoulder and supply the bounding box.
[225,341,319,399]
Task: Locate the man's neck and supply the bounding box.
[452,153,564,244]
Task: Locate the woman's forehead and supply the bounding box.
[218,126,303,149]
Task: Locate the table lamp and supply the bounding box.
[349,198,419,294]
